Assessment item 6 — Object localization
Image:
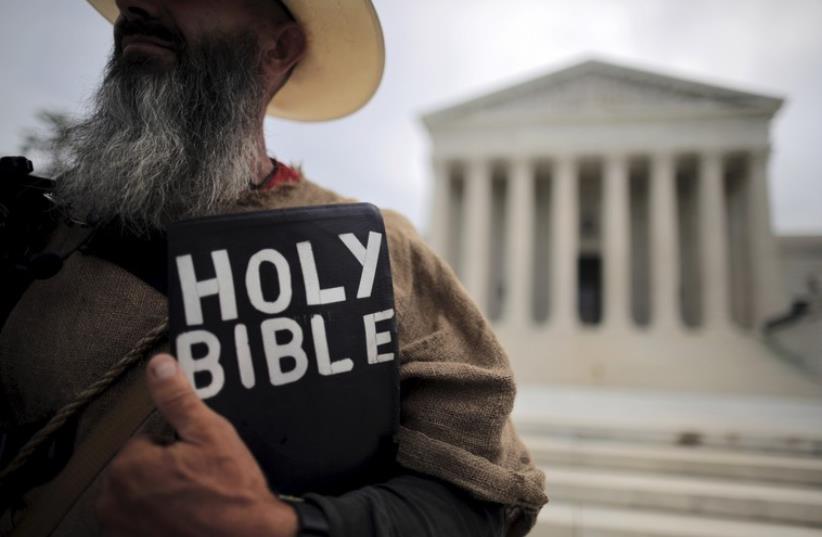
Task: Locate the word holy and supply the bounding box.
[174,231,395,399]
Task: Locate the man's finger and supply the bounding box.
[146,353,221,444]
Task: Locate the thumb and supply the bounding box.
[146,353,221,444]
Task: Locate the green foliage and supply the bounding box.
[19,110,74,177]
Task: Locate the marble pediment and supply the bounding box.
[423,59,783,128]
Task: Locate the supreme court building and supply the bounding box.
[423,59,820,397]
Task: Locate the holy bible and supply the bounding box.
[167,203,399,495]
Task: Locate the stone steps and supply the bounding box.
[513,386,822,455]
[542,466,822,526]
[524,436,822,486]
[531,502,822,537]
[514,387,822,535]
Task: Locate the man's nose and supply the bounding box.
[114,0,162,21]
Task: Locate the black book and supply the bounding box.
[167,203,399,495]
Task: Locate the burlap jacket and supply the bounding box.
[0,177,547,536]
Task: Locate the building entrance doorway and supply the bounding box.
[578,255,602,325]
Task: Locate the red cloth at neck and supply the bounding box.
[261,160,301,191]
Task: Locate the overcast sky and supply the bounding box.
[1,0,821,233]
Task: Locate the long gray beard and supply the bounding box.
[55,34,266,235]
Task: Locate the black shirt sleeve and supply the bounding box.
[298,471,506,537]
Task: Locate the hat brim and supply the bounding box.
[85,0,385,122]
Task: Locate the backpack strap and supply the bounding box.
[10,372,155,537]
[5,317,167,537]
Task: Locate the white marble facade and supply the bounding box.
[423,60,821,397]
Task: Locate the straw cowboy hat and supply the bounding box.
[86,0,385,121]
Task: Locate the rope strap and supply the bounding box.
[0,320,169,484]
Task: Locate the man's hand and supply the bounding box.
[96,354,298,537]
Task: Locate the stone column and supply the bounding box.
[463,158,492,314]
[700,151,730,329]
[506,158,534,326]
[748,148,787,330]
[603,154,630,329]
[428,158,450,258]
[650,152,680,330]
[552,156,578,329]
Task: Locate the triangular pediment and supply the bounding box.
[423,59,783,128]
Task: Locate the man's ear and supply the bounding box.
[262,22,306,88]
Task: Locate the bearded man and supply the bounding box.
[0,1,547,536]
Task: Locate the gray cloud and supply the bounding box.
[2,0,820,232]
